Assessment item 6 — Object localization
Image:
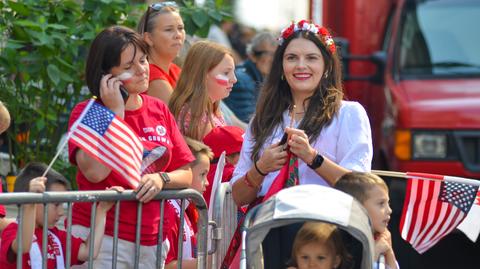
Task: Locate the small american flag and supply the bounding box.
[69,99,143,188]
[400,172,478,253]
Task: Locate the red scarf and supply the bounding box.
[221,153,299,268]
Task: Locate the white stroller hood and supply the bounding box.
[242,184,375,269]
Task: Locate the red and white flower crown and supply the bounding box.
[279,20,336,53]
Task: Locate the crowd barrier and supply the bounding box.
[0,189,208,269]
[210,182,238,268]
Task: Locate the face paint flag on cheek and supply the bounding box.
[214,74,229,86]
[117,71,134,85]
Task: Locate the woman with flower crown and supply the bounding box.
[226,20,373,268]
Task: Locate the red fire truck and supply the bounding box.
[311,0,480,268]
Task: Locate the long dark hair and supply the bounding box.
[250,30,343,161]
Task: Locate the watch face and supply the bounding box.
[309,154,324,169]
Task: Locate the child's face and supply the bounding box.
[191,154,210,193]
[296,241,341,269]
[363,185,392,234]
[35,183,67,228]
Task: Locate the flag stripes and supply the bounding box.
[400,172,477,253]
[69,100,143,188]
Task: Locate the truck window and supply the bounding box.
[398,0,480,77]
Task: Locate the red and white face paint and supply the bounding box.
[206,54,237,102]
[214,74,229,86]
[117,70,134,85]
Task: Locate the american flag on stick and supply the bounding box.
[68,99,143,188]
[399,172,479,253]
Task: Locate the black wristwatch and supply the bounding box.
[308,152,324,170]
[159,172,171,185]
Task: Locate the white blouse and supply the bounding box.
[230,101,373,196]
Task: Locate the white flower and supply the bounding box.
[325,37,334,45]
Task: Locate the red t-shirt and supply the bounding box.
[149,63,181,89]
[0,223,84,268]
[163,200,197,264]
[68,95,194,245]
[0,181,5,217]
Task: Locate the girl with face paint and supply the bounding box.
[169,41,237,141]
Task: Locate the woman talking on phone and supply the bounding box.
[68,26,194,268]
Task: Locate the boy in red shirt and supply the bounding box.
[0,162,118,268]
[162,137,213,268]
[202,126,244,206]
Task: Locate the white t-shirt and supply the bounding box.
[230,101,373,196]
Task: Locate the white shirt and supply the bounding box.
[230,101,373,196]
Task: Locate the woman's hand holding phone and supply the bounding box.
[100,74,126,118]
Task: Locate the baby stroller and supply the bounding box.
[239,184,375,269]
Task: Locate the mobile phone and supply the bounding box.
[119,85,129,103]
[279,132,288,146]
[279,132,289,151]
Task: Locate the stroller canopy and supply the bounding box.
[243,184,375,269]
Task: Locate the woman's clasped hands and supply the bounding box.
[285,127,317,164]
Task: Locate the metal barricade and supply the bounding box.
[210,182,238,268]
[0,189,208,269]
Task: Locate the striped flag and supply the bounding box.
[400,172,479,253]
[69,99,143,188]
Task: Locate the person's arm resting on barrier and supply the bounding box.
[9,177,46,260]
[77,187,122,261]
[136,164,193,203]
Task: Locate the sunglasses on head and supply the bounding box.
[143,1,179,33]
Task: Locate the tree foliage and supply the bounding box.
[0,0,230,180]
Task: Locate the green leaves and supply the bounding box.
[0,0,231,181]
[0,0,145,176]
[180,0,232,37]
[47,64,61,85]
[192,9,209,28]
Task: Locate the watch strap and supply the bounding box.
[308,153,324,170]
[159,172,171,185]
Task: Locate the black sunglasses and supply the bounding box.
[143,1,179,33]
[253,50,275,58]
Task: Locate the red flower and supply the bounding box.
[297,19,309,28]
[282,24,295,40]
[319,27,329,36]
[330,44,336,53]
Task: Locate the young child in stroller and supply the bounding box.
[287,221,354,269]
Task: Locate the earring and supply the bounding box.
[281,74,285,80]
[324,72,329,78]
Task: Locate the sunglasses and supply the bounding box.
[143,1,179,33]
[253,50,275,58]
